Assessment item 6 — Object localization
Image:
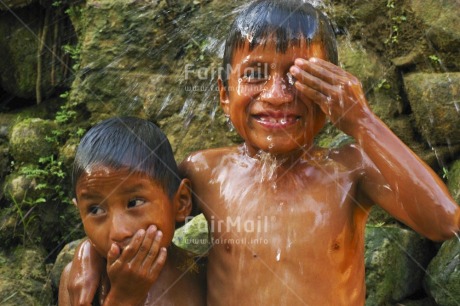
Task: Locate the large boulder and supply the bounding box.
[424,238,460,306]
[365,225,434,305]
[410,0,460,53]
[404,73,460,146]
[9,118,57,164]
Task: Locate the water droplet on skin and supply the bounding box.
[287,72,296,85]
[267,135,272,141]
[276,248,281,261]
[268,143,274,149]
[280,118,287,124]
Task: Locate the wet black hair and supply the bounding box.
[221,0,338,89]
[72,117,180,199]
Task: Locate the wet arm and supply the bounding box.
[291,57,459,240]
[59,263,72,306]
[354,114,459,241]
[67,239,105,305]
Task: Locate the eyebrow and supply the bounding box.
[120,184,146,194]
[78,192,103,201]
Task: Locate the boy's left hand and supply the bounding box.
[290,57,372,137]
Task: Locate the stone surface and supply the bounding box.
[50,239,82,290]
[9,118,57,164]
[404,73,460,146]
[424,238,460,306]
[364,225,435,305]
[338,37,401,120]
[447,160,460,204]
[173,213,210,255]
[0,246,53,306]
[410,0,460,53]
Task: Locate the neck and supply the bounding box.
[242,143,315,167]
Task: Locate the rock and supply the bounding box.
[3,170,37,204]
[404,73,460,146]
[0,246,53,306]
[391,48,424,69]
[365,225,435,305]
[424,238,460,306]
[50,239,83,290]
[9,118,57,164]
[173,213,209,256]
[338,37,401,120]
[447,160,460,204]
[410,0,460,53]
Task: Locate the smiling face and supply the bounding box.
[219,39,327,156]
[74,165,188,258]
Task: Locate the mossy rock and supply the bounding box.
[3,170,37,204]
[404,72,460,146]
[447,160,460,204]
[0,246,53,306]
[424,238,460,306]
[365,225,435,305]
[9,118,58,164]
[50,238,83,290]
[173,213,209,256]
[410,0,460,53]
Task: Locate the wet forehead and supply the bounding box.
[231,39,327,67]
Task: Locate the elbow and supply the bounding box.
[425,217,460,242]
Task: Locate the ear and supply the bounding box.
[173,179,192,222]
[218,78,230,116]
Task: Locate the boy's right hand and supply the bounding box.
[103,225,167,306]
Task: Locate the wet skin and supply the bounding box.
[179,39,460,305]
[59,166,204,306]
[65,39,460,305]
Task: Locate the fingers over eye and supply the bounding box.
[292,58,348,85]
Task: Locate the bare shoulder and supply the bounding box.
[179,146,239,177]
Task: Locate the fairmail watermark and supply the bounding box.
[184,63,270,81]
[184,215,271,233]
[182,215,273,245]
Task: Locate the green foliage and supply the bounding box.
[442,167,449,179]
[7,93,87,250]
[429,54,442,65]
[62,43,82,72]
[376,78,391,91]
[384,1,406,45]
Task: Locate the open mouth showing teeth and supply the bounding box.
[254,115,300,127]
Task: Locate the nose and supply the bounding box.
[260,73,294,105]
[109,213,134,245]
